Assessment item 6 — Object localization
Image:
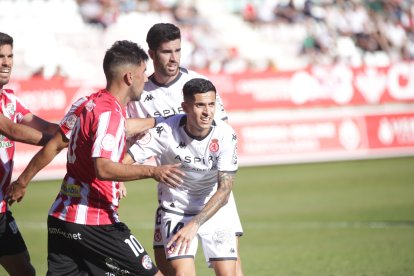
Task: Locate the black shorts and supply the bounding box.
[0,211,28,257]
[47,215,159,276]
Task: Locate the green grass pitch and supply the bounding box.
[2,156,414,275]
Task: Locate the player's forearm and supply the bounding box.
[18,134,67,186]
[95,159,156,181]
[125,118,155,137]
[193,171,235,227]
[6,122,45,145]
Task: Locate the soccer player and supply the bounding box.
[8,40,185,275]
[0,32,58,276]
[127,22,244,275]
[127,78,238,275]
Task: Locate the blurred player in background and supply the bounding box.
[0,31,58,276]
[127,22,244,276]
[126,78,238,275]
[8,40,184,275]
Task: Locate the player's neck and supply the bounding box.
[153,71,179,86]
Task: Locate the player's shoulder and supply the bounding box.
[180,68,208,80]
[2,88,15,95]
[1,88,18,99]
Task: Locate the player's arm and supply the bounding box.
[7,130,69,205]
[167,170,235,255]
[125,117,156,138]
[0,114,52,146]
[21,113,59,136]
[94,157,184,186]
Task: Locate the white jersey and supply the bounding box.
[127,68,228,121]
[128,114,238,214]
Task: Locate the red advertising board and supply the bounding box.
[204,62,414,110]
[7,62,414,180]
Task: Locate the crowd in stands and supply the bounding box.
[1,0,413,81]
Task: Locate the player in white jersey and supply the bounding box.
[128,78,238,275]
[127,22,244,276]
[7,40,185,275]
[0,32,58,276]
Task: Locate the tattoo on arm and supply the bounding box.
[193,171,235,227]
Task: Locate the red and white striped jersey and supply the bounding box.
[49,90,126,225]
[0,89,30,213]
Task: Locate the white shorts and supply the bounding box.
[159,204,237,265]
[153,191,243,247]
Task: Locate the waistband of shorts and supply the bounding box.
[160,206,198,217]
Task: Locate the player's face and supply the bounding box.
[130,62,148,101]
[0,44,13,88]
[183,91,216,138]
[152,39,181,80]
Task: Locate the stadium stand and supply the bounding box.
[0,0,413,81]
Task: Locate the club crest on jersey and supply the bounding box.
[138,132,151,145]
[64,114,77,129]
[5,103,15,116]
[101,134,116,151]
[209,139,219,152]
[154,228,162,242]
[85,100,96,112]
[142,255,153,270]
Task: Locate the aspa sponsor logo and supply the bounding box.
[174,154,218,164]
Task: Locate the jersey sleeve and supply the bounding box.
[128,123,168,163]
[217,124,238,172]
[59,96,88,139]
[14,93,31,123]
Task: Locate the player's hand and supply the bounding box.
[6,179,28,206]
[166,221,199,256]
[154,163,184,188]
[118,182,127,199]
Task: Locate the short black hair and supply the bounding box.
[103,40,148,81]
[0,32,13,47]
[146,23,181,51]
[183,78,216,102]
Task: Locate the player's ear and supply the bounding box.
[148,49,155,60]
[181,102,189,113]
[124,71,133,86]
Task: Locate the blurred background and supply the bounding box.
[1,0,414,178]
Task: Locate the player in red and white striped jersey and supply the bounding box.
[0,32,58,276]
[8,40,184,275]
